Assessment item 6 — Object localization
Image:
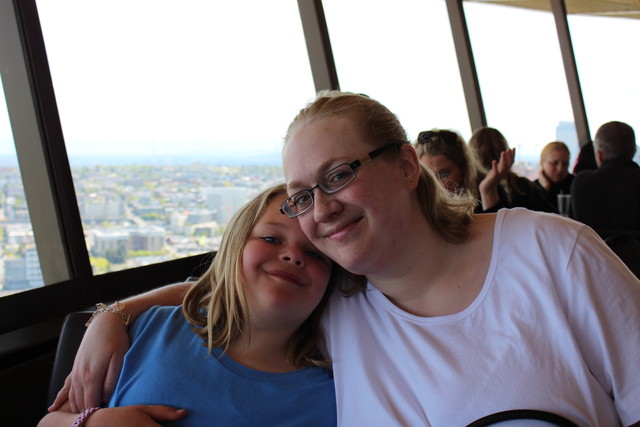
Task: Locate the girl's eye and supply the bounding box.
[261,236,281,244]
[305,250,324,260]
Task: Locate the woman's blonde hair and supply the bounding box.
[182,183,341,368]
[540,141,570,163]
[285,91,474,248]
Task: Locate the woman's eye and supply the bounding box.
[437,170,450,179]
[328,170,350,184]
[293,192,311,207]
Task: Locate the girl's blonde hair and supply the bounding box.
[182,183,341,368]
[285,91,474,249]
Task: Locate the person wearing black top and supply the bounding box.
[572,121,640,235]
[534,141,574,212]
[469,127,556,213]
[414,129,512,213]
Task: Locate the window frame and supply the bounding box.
[0,0,620,355]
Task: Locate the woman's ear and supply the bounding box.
[398,144,421,189]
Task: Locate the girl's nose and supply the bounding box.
[282,246,304,266]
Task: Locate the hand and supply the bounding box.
[479,148,515,210]
[481,148,515,189]
[537,167,551,191]
[49,312,130,412]
[86,405,187,427]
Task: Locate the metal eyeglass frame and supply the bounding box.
[280,142,400,218]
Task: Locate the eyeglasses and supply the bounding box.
[280,143,399,218]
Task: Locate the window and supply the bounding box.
[569,13,640,163]
[0,21,45,296]
[464,1,577,178]
[36,1,315,274]
[322,0,470,142]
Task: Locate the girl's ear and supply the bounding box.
[398,144,421,189]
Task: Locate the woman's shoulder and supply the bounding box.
[498,208,587,242]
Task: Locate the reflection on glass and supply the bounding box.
[464,1,576,179]
[0,78,44,296]
[569,14,640,163]
[36,1,315,274]
[323,0,470,142]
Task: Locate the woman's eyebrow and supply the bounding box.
[286,158,344,191]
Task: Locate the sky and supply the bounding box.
[1,0,639,166]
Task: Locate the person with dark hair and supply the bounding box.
[572,121,640,235]
[572,140,597,174]
[413,129,512,213]
[469,126,555,213]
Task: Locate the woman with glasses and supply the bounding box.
[413,129,512,213]
[54,92,640,426]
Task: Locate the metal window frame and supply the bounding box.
[0,0,601,354]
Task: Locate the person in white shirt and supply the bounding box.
[53,91,640,426]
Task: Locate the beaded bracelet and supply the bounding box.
[84,301,130,328]
[71,407,101,427]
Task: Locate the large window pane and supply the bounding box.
[0,79,44,296]
[464,2,577,178]
[323,0,470,141]
[36,1,315,274]
[569,14,640,163]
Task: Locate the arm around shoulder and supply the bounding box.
[39,404,187,427]
[51,281,192,412]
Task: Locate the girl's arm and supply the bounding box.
[50,282,191,413]
[39,403,186,427]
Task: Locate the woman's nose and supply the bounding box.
[312,190,341,222]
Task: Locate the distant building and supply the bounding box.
[556,121,580,162]
[3,248,43,291]
[185,210,217,225]
[203,187,251,224]
[5,223,35,245]
[91,229,130,254]
[130,227,165,252]
[80,195,125,221]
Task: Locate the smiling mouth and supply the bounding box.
[267,271,305,286]
[325,217,362,241]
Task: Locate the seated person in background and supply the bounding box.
[40,184,342,427]
[414,129,513,213]
[571,121,640,236]
[534,141,574,211]
[469,126,556,213]
[573,140,598,175]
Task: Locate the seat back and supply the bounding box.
[604,233,640,279]
[46,311,92,406]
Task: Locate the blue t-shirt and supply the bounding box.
[109,306,336,427]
